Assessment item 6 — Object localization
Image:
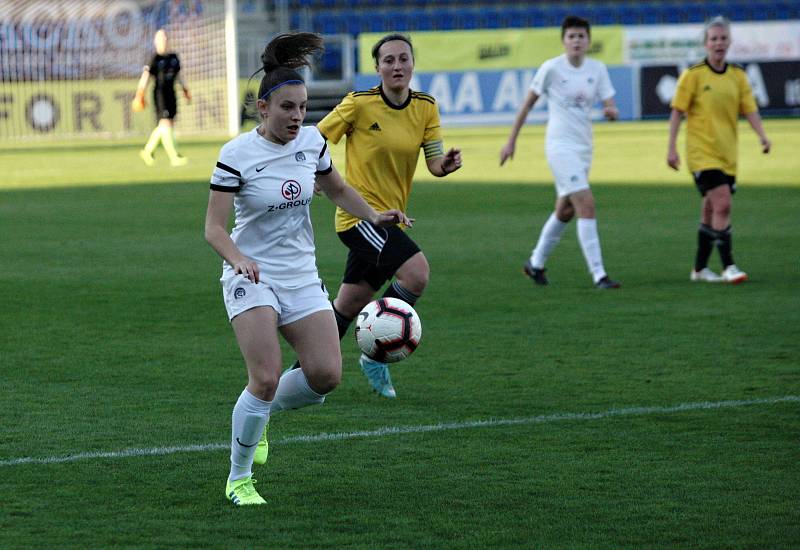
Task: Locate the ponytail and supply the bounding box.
[256,32,323,100]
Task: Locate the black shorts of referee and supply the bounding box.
[153,89,177,121]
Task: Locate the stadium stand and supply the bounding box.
[241,0,799,122]
[285,1,800,34]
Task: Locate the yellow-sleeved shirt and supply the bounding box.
[671,60,758,176]
[316,86,443,232]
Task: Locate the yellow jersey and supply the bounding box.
[317,86,444,232]
[671,60,758,176]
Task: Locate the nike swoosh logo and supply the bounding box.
[255,164,268,172]
[236,437,258,448]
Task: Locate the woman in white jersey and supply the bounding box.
[204,33,410,506]
[500,15,621,289]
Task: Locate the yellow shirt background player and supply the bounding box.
[667,16,770,285]
[670,60,758,176]
[318,87,444,233]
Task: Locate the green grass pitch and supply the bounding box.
[0,120,798,547]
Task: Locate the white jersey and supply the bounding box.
[530,54,615,152]
[210,126,333,288]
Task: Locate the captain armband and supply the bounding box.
[423,140,444,160]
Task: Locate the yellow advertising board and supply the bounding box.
[358,26,624,74]
[0,79,229,139]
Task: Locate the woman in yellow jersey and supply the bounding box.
[667,16,770,284]
[316,33,462,398]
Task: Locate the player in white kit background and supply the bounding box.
[204,33,411,506]
[500,15,621,289]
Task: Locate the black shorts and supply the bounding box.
[154,90,177,121]
[693,169,736,196]
[337,221,421,291]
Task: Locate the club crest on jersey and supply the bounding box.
[281,180,302,200]
[295,152,306,162]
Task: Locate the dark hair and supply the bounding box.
[561,16,591,39]
[255,32,323,100]
[371,33,414,65]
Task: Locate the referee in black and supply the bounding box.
[134,28,191,167]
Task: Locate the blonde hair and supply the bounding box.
[703,15,730,41]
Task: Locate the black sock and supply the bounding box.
[716,225,734,268]
[332,304,353,341]
[381,280,420,306]
[694,223,716,271]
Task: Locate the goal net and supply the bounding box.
[0,0,234,141]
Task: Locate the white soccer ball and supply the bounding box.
[355,297,422,363]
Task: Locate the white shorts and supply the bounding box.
[546,147,592,198]
[221,273,331,325]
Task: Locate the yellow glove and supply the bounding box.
[131,91,146,112]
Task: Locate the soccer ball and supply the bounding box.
[355,298,422,363]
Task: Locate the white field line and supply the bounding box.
[2,395,798,467]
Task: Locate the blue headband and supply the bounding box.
[259,79,304,100]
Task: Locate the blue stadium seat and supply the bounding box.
[367,13,386,33]
[773,2,791,19]
[316,12,346,34]
[436,15,458,31]
[664,7,685,24]
[685,5,707,23]
[594,6,618,25]
[498,8,518,29]
[345,14,363,35]
[749,7,772,20]
[542,5,569,27]
[297,0,790,37]
[619,4,644,25]
[460,9,480,30]
[641,7,663,25]
[408,9,434,31]
[392,13,410,31]
[482,8,503,29]
[522,6,549,27]
[320,48,342,73]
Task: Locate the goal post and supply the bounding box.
[0,0,239,142]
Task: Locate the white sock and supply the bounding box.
[577,218,607,283]
[530,213,568,268]
[270,368,325,415]
[229,388,271,482]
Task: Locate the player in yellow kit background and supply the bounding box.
[667,16,771,284]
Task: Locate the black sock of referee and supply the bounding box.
[694,223,716,272]
[382,280,420,306]
[290,304,353,370]
[715,225,735,268]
